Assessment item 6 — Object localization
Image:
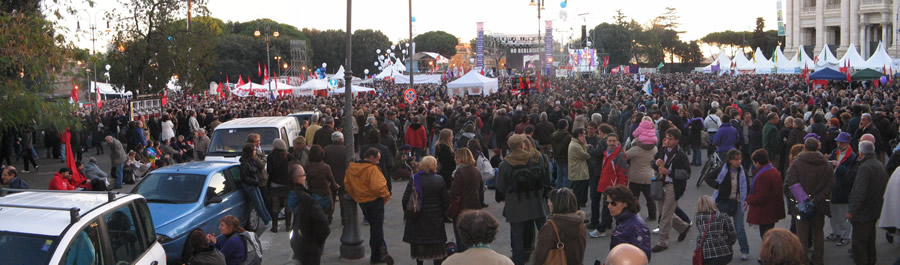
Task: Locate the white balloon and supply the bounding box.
[376,49,381,54]
[105,64,111,70]
[364,69,369,74]
[402,50,408,54]
[379,66,383,70]
[322,62,327,67]
[390,52,395,57]
[379,55,384,60]
[405,43,410,47]
[391,45,396,50]
[374,62,379,66]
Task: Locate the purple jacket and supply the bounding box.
[611,210,652,260]
[712,122,741,152]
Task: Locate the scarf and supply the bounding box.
[713,164,748,203]
[664,146,678,164]
[412,170,434,206]
[749,163,774,194]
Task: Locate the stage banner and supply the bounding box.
[544,20,553,74]
[777,0,785,36]
[477,22,485,68]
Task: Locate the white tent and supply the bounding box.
[731,52,752,70]
[792,46,816,70]
[446,71,499,97]
[702,52,731,73]
[91,81,133,97]
[862,42,894,70]
[231,82,266,98]
[327,85,376,95]
[297,79,331,90]
[839,43,867,69]
[815,44,840,70]
[330,66,345,80]
[393,74,443,85]
[750,47,775,73]
[375,59,406,79]
[772,47,797,73]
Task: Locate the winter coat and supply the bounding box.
[551,130,572,163]
[632,120,657,145]
[194,135,210,160]
[534,121,555,145]
[598,146,628,192]
[402,172,450,245]
[567,139,591,181]
[712,122,741,152]
[323,143,348,184]
[531,211,587,265]
[344,161,391,204]
[610,210,652,260]
[827,148,857,204]
[239,157,264,186]
[266,149,293,186]
[687,117,704,146]
[290,186,330,265]
[848,156,888,222]
[704,164,748,204]
[82,162,109,181]
[404,123,428,149]
[312,125,335,148]
[48,173,76,191]
[188,246,226,265]
[215,233,246,265]
[625,142,657,185]
[879,168,900,230]
[493,115,514,145]
[305,161,338,198]
[361,143,394,191]
[694,212,737,260]
[496,149,550,223]
[746,164,785,225]
[436,144,455,182]
[652,146,690,199]
[783,151,835,217]
[448,166,483,217]
[762,123,781,162]
[108,138,127,166]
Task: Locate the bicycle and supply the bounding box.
[697,152,723,187]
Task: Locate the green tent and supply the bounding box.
[851,69,886,81]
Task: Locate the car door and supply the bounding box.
[103,203,159,265]
[60,218,108,265]
[225,166,251,222]
[200,169,242,237]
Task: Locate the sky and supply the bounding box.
[58,0,779,55]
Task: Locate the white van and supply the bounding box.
[206,117,301,162]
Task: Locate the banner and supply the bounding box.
[491,34,541,45]
[544,20,553,74]
[476,22,485,68]
[777,0,785,36]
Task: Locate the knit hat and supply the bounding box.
[632,120,657,145]
[670,105,680,112]
[272,139,287,151]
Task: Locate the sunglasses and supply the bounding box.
[606,200,618,207]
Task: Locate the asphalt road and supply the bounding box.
[12,147,900,265]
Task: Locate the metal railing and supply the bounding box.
[862,0,883,5]
[802,7,817,12]
[826,4,841,9]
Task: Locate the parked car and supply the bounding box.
[205,117,302,162]
[288,110,321,128]
[132,161,262,263]
[0,189,166,265]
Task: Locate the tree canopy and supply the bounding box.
[413,31,458,58]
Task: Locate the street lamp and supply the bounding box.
[528,0,545,91]
[76,8,109,103]
[340,0,365,261]
[253,24,279,100]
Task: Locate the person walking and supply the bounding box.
[605,185,652,260]
[693,195,737,265]
[345,147,394,264]
[703,149,751,260]
[305,145,339,226]
[745,149,785,241]
[20,128,37,173]
[650,128,691,253]
[847,141,888,265]
[323,132,348,223]
[405,117,428,161]
[401,156,449,265]
[567,128,591,208]
[447,149,483,252]
[550,120,572,188]
[288,163,330,265]
[496,134,550,265]
[626,120,659,221]
[531,188,587,265]
[826,132,856,246]
[783,138,834,265]
[591,133,628,238]
[763,113,782,170]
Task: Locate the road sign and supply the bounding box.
[404,88,417,104]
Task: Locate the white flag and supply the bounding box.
[643,79,652,96]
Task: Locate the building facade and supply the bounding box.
[784,0,898,58]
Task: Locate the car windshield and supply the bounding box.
[134,173,206,203]
[208,127,278,154]
[0,232,56,265]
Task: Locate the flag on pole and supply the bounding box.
[162,89,168,106]
[643,79,652,96]
[846,61,851,81]
[70,79,79,104]
[258,62,262,77]
[657,62,664,69]
[96,82,102,108]
[264,65,269,81]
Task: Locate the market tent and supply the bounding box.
[750,47,775,73]
[839,43,867,69]
[808,67,846,80]
[815,44,840,70]
[446,71,499,97]
[414,52,450,64]
[393,74,443,84]
[732,52,752,69]
[297,79,331,90]
[772,47,797,73]
[862,42,894,70]
[327,85,376,95]
[851,68,886,80]
[793,46,816,70]
[231,82,264,97]
[330,66,345,80]
[702,52,731,73]
[91,81,133,97]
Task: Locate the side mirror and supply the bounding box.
[206,196,223,205]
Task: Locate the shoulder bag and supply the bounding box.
[543,219,568,265]
[404,174,422,220]
[692,214,715,265]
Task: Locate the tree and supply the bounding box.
[0,2,82,131]
[213,19,312,83]
[591,22,633,65]
[303,28,345,74]
[413,31,458,58]
[351,29,391,77]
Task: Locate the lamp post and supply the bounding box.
[529,0,545,91]
[340,0,365,260]
[254,25,279,100]
[76,9,109,104]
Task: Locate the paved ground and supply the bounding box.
[12,147,900,265]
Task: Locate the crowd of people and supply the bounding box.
[2,71,900,265]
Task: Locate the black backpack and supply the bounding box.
[507,156,549,200]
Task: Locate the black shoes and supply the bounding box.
[677,228,689,242]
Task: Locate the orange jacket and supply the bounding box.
[344,161,391,204]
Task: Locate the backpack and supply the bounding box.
[508,156,548,199]
[238,231,263,265]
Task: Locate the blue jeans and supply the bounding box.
[554,161,569,188]
[114,164,124,188]
[717,199,749,254]
[692,145,702,165]
[510,217,546,265]
[60,143,66,162]
[242,184,273,223]
[360,198,388,261]
[589,174,602,227]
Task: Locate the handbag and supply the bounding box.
[692,214,715,265]
[446,196,461,219]
[650,178,665,201]
[404,175,422,220]
[543,219,567,265]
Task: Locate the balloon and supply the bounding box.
[560,1,566,8]
[402,49,408,54]
[391,45,396,50]
[405,43,410,47]
[374,62,379,66]
[322,62,327,68]
[881,76,888,84]
[379,66,384,70]
[379,55,384,60]
[376,49,381,54]
[364,69,369,74]
[411,16,416,22]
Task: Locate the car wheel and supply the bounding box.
[246,208,262,233]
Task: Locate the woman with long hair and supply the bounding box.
[605,185,652,259]
[435,129,456,187]
[305,145,339,224]
[448,148,484,253]
[402,156,449,265]
[266,139,293,233]
[531,188,587,265]
[239,143,272,227]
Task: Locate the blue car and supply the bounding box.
[132,161,265,263]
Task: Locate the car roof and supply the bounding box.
[288,111,319,116]
[0,191,133,236]
[150,161,239,175]
[214,116,297,130]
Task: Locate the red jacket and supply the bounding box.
[405,123,428,149]
[48,173,76,191]
[598,146,628,192]
[746,165,786,225]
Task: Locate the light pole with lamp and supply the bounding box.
[529,0,545,91]
[340,0,365,260]
[76,9,110,104]
[254,25,279,99]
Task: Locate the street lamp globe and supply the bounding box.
[254,29,261,37]
[273,31,280,38]
[283,63,288,69]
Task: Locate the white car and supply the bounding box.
[0,189,166,265]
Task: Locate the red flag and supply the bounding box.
[96,84,102,109]
[603,56,610,68]
[264,65,269,81]
[216,82,223,97]
[71,79,79,104]
[237,75,245,87]
[162,89,168,106]
[258,62,262,77]
[63,128,89,189]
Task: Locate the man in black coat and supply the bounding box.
[290,164,331,265]
[847,141,888,265]
[313,116,336,148]
[323,132,349,224]
[492,108,513,155]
